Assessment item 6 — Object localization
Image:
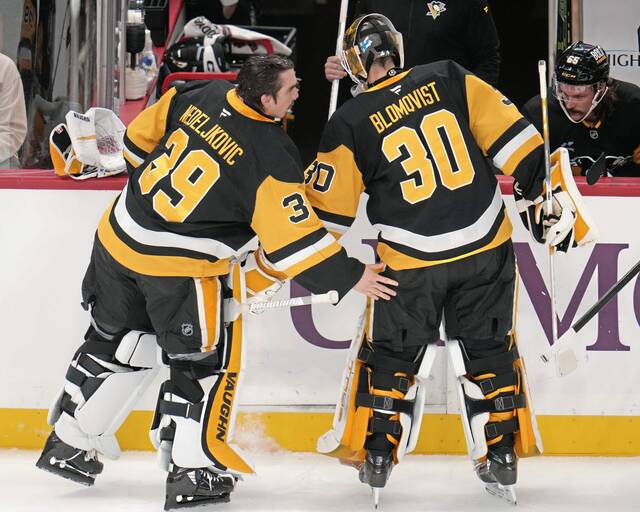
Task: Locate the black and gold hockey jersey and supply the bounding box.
[523,80,640,177]
[305,61,546,270]
[100,79,362,297]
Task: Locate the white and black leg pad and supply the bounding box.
[396,343,438,461]
[49,326,160,459]
[446,339,525,461]
[150,351,254,475]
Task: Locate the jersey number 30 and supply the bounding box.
[382,109,475,204]
[138,128,220,222]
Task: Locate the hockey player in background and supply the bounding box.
[523,42,640,178]
[307,14,597,506]
[35,55,397,510]
[324,0,501,86]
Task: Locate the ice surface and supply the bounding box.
[3,449,639,511]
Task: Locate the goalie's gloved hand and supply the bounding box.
[513,180,577,252]
[541,189,576,252]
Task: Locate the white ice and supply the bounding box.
[3,449,639,511]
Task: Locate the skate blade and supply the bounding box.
[164,493,231,510]
[485,483,517,505]
[35,458,96,487]
[372,487,381,510]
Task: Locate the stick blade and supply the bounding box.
[585,151,607,185]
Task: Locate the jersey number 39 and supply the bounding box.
[138,128,220,222]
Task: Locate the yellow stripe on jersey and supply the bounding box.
[378,214,513,270]
[305,144,365,220]
[123,148,142,168]
[365,70,410,93]
[465,74,524,155]
[251,176,344,278]
[97,201,230,277]
[226,89,276,124]
[126,87,178,154]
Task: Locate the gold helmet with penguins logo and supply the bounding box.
[341,13,404,87]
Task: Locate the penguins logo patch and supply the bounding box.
[426,1,447,19]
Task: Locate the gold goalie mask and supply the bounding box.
[341,13,404,87]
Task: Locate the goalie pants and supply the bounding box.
[82,237,227,355]
[369,240,517,453]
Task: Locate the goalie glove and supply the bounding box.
[243,248,287,304]
[514,148,597,252]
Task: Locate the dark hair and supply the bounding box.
[594,78,618,122]
[236,55,294,110]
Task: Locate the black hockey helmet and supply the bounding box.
[555,41,609,86]
[341,13,404,86]
[553,41,610,123]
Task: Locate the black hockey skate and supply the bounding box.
[165,464,237,510]
[359,451,394,509]
[475,446,518,505]
[35,431,104,486]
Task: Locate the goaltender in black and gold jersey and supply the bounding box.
[113,77,364,295]
[306,59,546,269]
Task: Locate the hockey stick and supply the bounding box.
[328,0,350,119]
[538,60,560,353]
[572,259,640,333]
[584,152,607,185]
[224,290,339,320]
[247,290,339,314]
[538,259,640,374]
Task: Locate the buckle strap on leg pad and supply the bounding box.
[467,393,526,416]
[369,417,402,435]
[158,399,204,422]
[485,417,520,440]
[370,373,411,393]
[477,372,518,395]
[355,392,415,415]
[465,346,520,375]
[358,347,418,375]
[168,367,205,403]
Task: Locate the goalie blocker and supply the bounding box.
[514,147,598,252]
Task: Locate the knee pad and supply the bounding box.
[150,305,254,475]
[317,333,437,466]
[446,337,542,462]
[49,325,160,459]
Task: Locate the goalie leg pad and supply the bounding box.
[446,337,541,462]
[151,263,254,475]
[49,325,160,459]
[317,313,436,466]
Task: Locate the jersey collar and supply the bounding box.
[226,89,277,123]
[366,68,410,93]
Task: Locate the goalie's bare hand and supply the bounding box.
[325,55,347,81]
[354,263,398,300]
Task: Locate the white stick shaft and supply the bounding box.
[328,0,350,119]
[248,290,339,314]
[538,60,558,350]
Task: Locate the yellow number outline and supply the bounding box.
[382,109,475,204]
[137,128,220,222]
